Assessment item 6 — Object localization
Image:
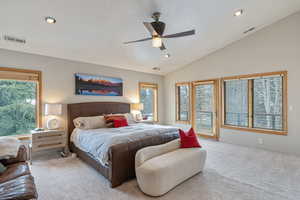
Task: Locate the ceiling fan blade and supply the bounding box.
[160,43,166,51]
[143,22,158,36]
[124,37,152,44]
[162,30,195,38]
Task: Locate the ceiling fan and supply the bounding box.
[124,12,195,51]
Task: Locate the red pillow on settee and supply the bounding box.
[179,128,201,148]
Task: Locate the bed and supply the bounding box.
[67,102,179,188]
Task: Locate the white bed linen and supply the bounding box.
[71,123,179,166]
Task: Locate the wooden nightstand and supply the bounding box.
[30,129,67,164]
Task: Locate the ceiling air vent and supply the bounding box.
[243,27,256,34]
[3,35,26,44]
[152,67,161,71]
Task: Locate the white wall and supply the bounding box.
[164,12,300,155]
[0,49,164,128]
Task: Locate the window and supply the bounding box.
[253,76,283,130]
[194,82,214,134]
[224,79,248,127]
[0,67,42,137]
[175,83,191,122]
[139,82,158,121]
[192,79,220,139]
[222,71,287,135]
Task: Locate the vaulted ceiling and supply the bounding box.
[1,0,300,74]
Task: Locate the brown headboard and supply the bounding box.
[67,102,130,138]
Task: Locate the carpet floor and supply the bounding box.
[31,139,300,200]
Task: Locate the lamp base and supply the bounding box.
[46,117,61,130]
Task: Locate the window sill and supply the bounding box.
[221,125,287,136]
[9,134,32,141]
[175,120,191,124]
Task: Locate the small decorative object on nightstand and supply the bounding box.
[30,129,67,164]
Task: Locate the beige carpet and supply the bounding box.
[31,139,300,200]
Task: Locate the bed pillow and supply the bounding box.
[179,128,201,148]
[0,162,6,174]
[104,115,127,128]
[73,116,106,130]
[124,113,136,124]
[135,113,143,121]
[113,118,129,128]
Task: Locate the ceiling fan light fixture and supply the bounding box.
[152,36,162,48]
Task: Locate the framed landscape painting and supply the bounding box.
[75,73,123,96]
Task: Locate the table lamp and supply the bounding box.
[45,103,62,130]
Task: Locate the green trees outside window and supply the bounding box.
[0,80,37,136]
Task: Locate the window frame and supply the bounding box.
[175,82,191,124]
[221,71,288,135]
[139,82,158,122]
[0,67,42,137]
[191,79,220,140]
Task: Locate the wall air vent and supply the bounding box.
[3,35,26,44]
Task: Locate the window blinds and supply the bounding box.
[0,68,40,81]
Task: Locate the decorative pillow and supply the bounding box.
[73,116,106,130]
[0,137,20,160]
[179,128,201,148]
[0,162,6,174]
[124,113,136,124]
[135,113,143,121]
[104,115,127,128]
[113,118,129,128]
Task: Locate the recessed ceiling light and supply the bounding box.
[234,9,243,17]
[45,16,56,24]
[165,53,170,58]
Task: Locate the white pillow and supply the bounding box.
[107,113,136,124]
[73,116,106,130]
[136,113,143,121]
[125,113,136,124]
[0,137,20,159]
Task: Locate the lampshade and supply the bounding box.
[45,104,62,116]
[152,37,162,48]
[131,103,144,111]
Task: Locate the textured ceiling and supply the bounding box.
[0,0,300,75]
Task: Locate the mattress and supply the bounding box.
[70,123,179,166]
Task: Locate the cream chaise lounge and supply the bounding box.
[135,139,207,196]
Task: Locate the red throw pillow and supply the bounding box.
[179,128,201,148]
[104,115,126,127]
[113,118,128,128]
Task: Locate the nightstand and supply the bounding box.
[30,129,67,164]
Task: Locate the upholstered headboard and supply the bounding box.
[67,102,130,140]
